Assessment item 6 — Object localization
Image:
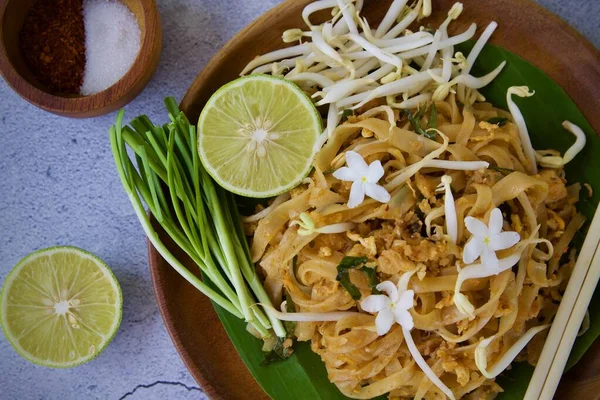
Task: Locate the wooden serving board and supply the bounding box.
[148,0,600,399]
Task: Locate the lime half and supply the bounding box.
[0,246,122,368]
[198,74,322,198]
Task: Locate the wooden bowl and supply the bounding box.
[148,0,600,399]
[0,0,161,118]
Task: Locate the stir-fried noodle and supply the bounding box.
[247,101,584,399]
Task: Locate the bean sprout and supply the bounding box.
[241,2,504,155]
[507,86,537,174]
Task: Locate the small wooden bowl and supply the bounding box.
[0,0,161,118]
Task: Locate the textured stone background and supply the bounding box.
[0,1,598,399]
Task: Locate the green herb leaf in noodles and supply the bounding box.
[341,109,354,122]
[489,165,515,175]
[361,267,381,294]
[336,274,361,300]
[261,337,294,366]
[425,103,438,140]
[337,256,368,269]
[403,105,438,140]
[336,256,368,300]
[262,292,297,366]
[335,269,362,301]
[488,116,509,126]
[402,108,425,136]
[336,257,381,299]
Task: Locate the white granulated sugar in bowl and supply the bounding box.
[81,0,141,95]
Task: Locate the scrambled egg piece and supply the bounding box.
[319,246,333,257]
[437,347,471,386]
[537,169,568,205]
[377,249,416,275]
[402,240,441,263]
[435,292,454,309]
[478,120,501,133]
[347,231,377,256]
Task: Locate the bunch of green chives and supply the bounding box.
[109,97,286,338]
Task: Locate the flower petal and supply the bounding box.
[397,290,414,310]
[361,295,391,313]
[490,231,521,251]
[375,308,395,335]
[376,281,399,303]
[345,151,369,176]
[348,181,365,208]
[464,216,489,237]
[488,208,504,235]
[333,166,359,182]
[481,245,500,271]
[393,309,414,331]
[366,160,385,183]
[364,183,391,204]
[463,236,484,264]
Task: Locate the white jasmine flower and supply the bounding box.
[361,280,415,335]
[333,151,391,208]
[361,273,456,400]
[462,208,520,270]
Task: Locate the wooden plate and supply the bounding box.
[148,1,600,399]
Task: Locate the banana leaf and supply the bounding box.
[207,42,600,400]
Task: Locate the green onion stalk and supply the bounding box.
[109,97,286,338]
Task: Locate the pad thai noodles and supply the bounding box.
[246,101,586,399]
[240,1,589,399]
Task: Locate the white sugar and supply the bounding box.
[81,0,141,95]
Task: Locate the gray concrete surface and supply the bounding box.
[0,1,597,399]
